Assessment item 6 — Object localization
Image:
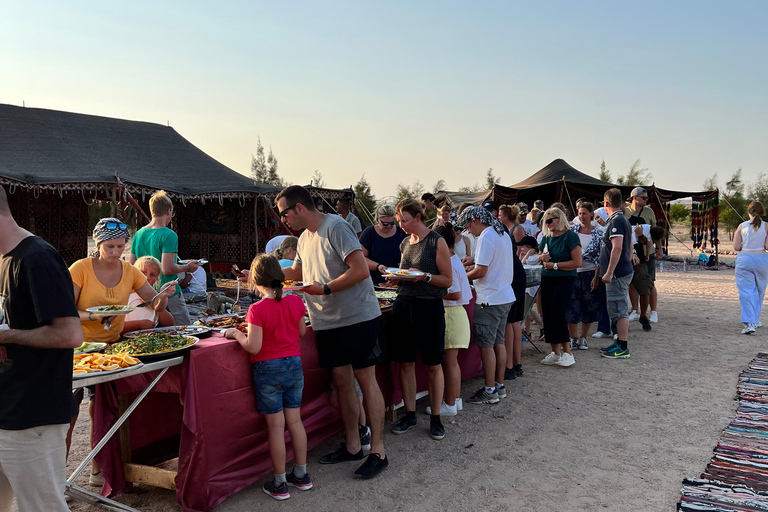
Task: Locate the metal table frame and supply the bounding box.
[66,356,184,512]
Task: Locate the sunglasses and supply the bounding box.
[278,204,297,218]
[380,221,396,226]
[453,227,462,232]
[545,218,556,225]
[638,196,648,201]
[106,222,127,230]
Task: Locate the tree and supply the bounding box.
[395,180,425,202]
[311,170,325,188]
[599,160,612,182]
[354,174,376,227]
[265,147,284,187]
[748,173,768,208]
[616,159,652,186]
[250,137,268,183]
[720,169,747,239]
[485,168,501,190]
[432,179,446,193]
[458,183,485,193]
[669,203,690,224]
[702,173,718,192]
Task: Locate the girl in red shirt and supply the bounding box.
[225,254,310,500]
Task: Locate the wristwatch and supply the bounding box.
[424,273,432,283]
[323,284,332,295]
[553,262,559,271]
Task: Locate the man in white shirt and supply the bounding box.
[458,206,515,405]
[516,202,541,239]
[336,198,363,238]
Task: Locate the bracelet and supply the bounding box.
[187,263,192,271]
[88,312,93,321]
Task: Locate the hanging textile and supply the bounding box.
[691,191,719,250]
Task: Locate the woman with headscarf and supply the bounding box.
[538,207,582,368]
[360,204,408,284]
[68,218,176,486]
[734,201,768,334]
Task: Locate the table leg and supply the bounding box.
[117,395,134,493]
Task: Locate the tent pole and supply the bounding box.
[653,190,693,258]
[562,178,575,216]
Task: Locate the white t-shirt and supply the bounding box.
[594,207,609,222]
[473,226,515,305]
[444,254,472,307]
[462,230,477,259]
[265,235,289,254]
[341,212,363,235]
[454,235,468,260]
[178,267,207,294]
[522,219,540,239]
[577,232,596,273]
[741,220,768,251]
[125,292,158,327]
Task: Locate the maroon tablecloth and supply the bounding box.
[93,297,480,512]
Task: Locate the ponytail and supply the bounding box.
[271,279,284,302]
[748,201,765,232]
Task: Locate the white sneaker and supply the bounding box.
[425,401,458,416]
[613,334,618,341]
[749,323,758,333]
[628,311,640,321]
[455,398,463,411]
[578,337,589,350]
[541,351,560,365]
[556,353,575,367]
[742,323,753,335]
[758,321,763,328]
[649,311,658,323]
[592,331,610,338]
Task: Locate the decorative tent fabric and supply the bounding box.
[691,191,720,250]
[678,353,768,511]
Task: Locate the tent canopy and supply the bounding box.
[0,103,281,197]
[435,189,491,208]
[509,158,617,189]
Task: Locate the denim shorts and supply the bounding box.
[252,356,304,415]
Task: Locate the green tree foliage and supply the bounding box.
[251,138,285,186]
[669,203,690,224]
[432,179,446,193]
[311,170,325,188]
[396,181,425,202]
[720,169,747,239]
[485,168,501,190]
[354,174,377,227]
[458,183,485,193]
[616,159,652,186]
[747,173,768,207]
[702,173,718,192]
[265,147,284,186]
[599,160,612,182]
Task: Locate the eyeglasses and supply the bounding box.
[637,196,648,201]
[106,222,127,230]
[278,204,298,218]
[545,218,555,225]
[380,221,396,226]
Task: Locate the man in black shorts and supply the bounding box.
[277,185,388,479]
[0,185,83,510]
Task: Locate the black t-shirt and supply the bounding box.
[0,236,79,430]
[599,213,633,279]
[628,216,649,263]
[359,225,408,284]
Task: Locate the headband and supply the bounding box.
[93,217,130,245]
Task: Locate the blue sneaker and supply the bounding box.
[601,346,630,359]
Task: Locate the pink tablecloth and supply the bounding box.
[93,298,480,512]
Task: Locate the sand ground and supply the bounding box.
[55,263,768,512]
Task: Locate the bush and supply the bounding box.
[670,203,690,224]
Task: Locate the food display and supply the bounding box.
[196,314,248,333]
[105,333,197,357]
[124,325,211,338]
[73,353,140,376]
[74,342,107,355]
[375,290,397,300]
[378,299,394,310]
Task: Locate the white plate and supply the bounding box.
[283,281,311,291]
[178,259,208,265]
[73,362,144,379]
[383,268,425,279]
[74,342,107,355]
[86,306,137,316]
[123,325,212,338]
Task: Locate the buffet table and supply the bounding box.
[92,297,480,512]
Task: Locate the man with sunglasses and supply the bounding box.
[627,187,660,324]
[130,190,199,325]
[276,185,388,479]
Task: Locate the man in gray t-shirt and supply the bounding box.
[336,198,363,237]
[277,185,388,479]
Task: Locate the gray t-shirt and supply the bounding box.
[295,214,380,330]
[342,212,363,234]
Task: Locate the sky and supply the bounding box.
[2,0,766,200]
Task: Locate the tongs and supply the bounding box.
[135,281,179,308]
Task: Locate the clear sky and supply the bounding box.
[2,1,766,199]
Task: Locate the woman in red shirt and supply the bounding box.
[225,254,310,501]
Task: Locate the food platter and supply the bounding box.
[86,305,136,316]
[73,353,142,378]
[383,268,425,280]
[378,298,394,310]
[374,282,398,290]
[105,334,200,362]
[283,280,311,291]
[73,363,144,380]
[375,290,397,300]
[74,342,107,355]
[196,312,247,332]
[123,325,212,338]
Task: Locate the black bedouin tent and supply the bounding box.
[0,103,293,266]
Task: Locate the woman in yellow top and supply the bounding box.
[67,218,175,486]
[69,218,175,343]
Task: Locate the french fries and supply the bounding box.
[73,353,140,375]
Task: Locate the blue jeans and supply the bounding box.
[252,356,304,414]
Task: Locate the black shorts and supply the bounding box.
[507,269,527,323]
[315,317,383,370]
[388,295,445,366]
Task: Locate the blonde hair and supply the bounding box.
[395,198,425,223]
[248,254,286,302]
[541,207,570,236]
[748,201,765,232]
[499,204,519,221]
[149,190,173,218]
[135,255,161,274]
[439,204,452,215]
[276,236,298,259]
[375,203,396,220]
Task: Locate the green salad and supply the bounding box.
[105,333,194,356]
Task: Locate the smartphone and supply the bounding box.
[231,265,244,277]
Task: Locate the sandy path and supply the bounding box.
[60,266,764,512]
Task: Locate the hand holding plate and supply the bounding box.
[303,281,325,296]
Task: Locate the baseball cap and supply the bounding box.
[630,187,647,198]
[482,200,499,212]
[516,202,529,215]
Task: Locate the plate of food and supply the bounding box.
[74,341,107,355]
[196,312,247,332]
[105,333,199,361]
[378,298,394,310]
[375,282,398,290]
[123,325,212,338]
[383,268,425,279]
[73,353,142,379]
[86,305,137,316]
[375,290,397,300]
[178,258,209,266]
[283,280,311,291]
